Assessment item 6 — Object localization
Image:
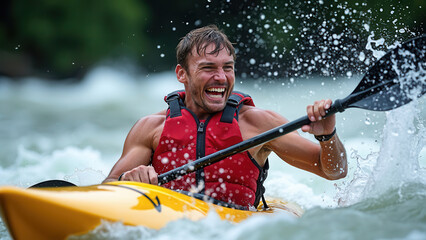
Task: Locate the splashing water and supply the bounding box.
[337,34,426,206]
[365,33,387,60]
[338,101,426,205]
[391,46,426,101]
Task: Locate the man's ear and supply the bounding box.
[175,64,187,84]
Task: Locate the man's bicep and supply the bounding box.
[120,145,153,170]
[105,119,155,181]
[106,143,153,182]
[259,110,326,177]
[242,107,327,177]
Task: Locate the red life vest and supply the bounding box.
[152,90,268,208]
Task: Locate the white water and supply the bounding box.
[1,64,425,239]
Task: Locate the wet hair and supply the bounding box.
[176,25,236,71]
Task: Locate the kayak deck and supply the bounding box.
[0,181,302,239]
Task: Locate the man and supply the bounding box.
[104,25,347,208]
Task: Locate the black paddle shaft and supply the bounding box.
[158,35,426,185]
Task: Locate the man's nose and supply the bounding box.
[213,68,227,82]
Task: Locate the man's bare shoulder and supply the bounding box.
[134,110,167,129]
[127,110,166,146]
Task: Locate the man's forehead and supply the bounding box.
[191,43,231,57]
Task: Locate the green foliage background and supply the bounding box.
[0,0,424,80]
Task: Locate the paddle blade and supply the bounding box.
[29,180,76,188]
[347,35,425,111]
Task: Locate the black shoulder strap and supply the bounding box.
[166,90,183,118]
[220,93,242,123]
[221,91,254,123]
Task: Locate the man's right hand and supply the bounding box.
[119,165,159,185]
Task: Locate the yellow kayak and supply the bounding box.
[0,181,303,239]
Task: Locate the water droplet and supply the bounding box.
[359,52,366,61]
[161,157,169,164]
[364,117,371,125]
[363,24,370,32]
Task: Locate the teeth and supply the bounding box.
[210,94,222,98]
[206,88,225,93]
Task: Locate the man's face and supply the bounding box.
[177,43,235,118]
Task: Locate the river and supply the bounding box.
[0,65,425,239]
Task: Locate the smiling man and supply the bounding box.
[103,25,347,208]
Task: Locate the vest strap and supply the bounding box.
[261,195,269,210]
[220,93,243,123]
[254,159,269,209]
[166,90,183,118]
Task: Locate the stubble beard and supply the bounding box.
[188,82,234,115]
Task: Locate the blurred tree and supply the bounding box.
[0,0,150,79]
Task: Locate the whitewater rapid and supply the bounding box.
[0,66,425,239]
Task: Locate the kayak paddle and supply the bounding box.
[29,179,77,188]
[158,35,426,185]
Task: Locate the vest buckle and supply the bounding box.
[227,97,239,107]
[166,93,180,103]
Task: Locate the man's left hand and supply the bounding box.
[301,99,336,136]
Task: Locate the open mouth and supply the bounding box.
[205,87,225,99]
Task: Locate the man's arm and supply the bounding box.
[102,113,165,184]
[301,99,347,179]
[241,100,347,180]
